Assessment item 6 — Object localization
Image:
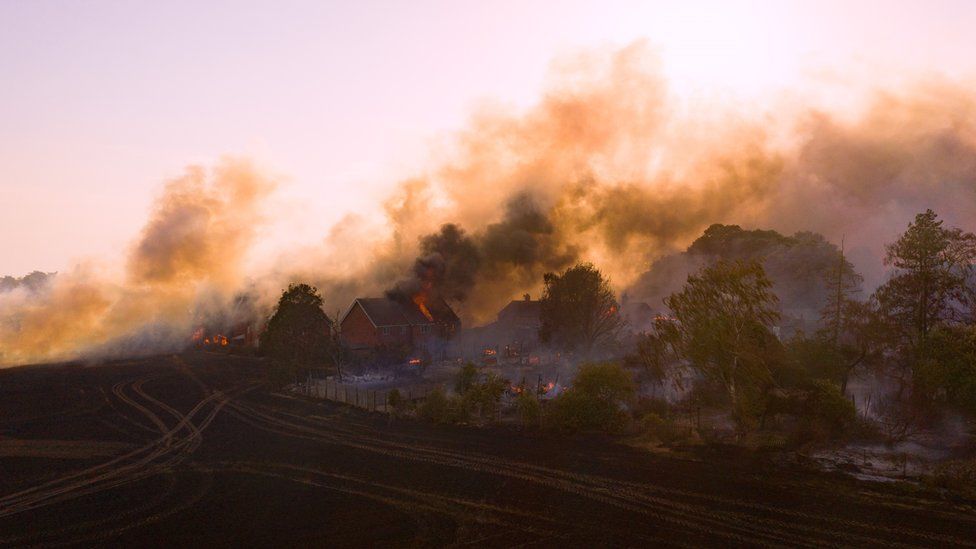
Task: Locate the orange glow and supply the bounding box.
[413,294,434,322]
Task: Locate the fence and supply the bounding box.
[303,380,432,413]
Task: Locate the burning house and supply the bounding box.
[495,295,542,353]
[457,295,544,361]
[339,296,460,359]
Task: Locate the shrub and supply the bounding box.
[794,379,856,443]
[455,362,479,394]
[515,392,541,429]
[387,388,407,418]
[417,387,453,424]
[548,362,636,433]
[925,459,976,499]
[638,412,694,445]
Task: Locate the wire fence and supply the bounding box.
[302,380,432,413]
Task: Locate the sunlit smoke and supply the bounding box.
[4,42,976,366]
[307,43,976,325]
[0,159,275,366]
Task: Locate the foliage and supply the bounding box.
[539,263,623,357]
[875,209,976,347]
[639,412,695,446]
[261,283,335,369]
[624,328,675,387]
[548,362,635,433]
[453,368,508,423]
[800,379,856,439]
[387,388,408,418]
[633,225,855,316]
[455,362,478,394]
[515,392,542,429]
[417,387,453,424]
[925,459,976,500]
[914,326,976,414]
[820,243,864,346]
[760,379,856,444]
[787,300,886,393]
[661,260,783,427]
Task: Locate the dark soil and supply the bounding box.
[1,352,974,547]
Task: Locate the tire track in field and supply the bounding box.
[289,401,976,547]
[227,401,803,547]
[230,398,974,548]
[0,378,247,518]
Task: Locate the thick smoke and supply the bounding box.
[0,159,274,366]
[326,43,976,325]
[5,42,976,365]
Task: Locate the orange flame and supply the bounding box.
[413,295,434,322]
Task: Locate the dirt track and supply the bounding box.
[1,353,974,547]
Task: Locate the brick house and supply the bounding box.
[495,295,542,349]
[339,296,460,358]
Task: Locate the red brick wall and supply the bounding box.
[340,302,413,349]
[340,303,379,349]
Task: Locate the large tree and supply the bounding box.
[539,263,623,357]
[875,209,976,348]
[261,284,335,373]
[662,260,782,423]
[810,243,883,393]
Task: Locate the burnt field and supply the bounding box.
[0,354,974,547]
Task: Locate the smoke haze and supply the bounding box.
[3,42,976,366]
[0,159,275,365]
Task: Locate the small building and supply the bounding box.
[496,295,542,352]
[339,296,460,358]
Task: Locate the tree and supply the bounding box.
[662,260,782,426]
[875,209,976,348]
[261,284,335,382]
[804,243,884,393]
[539,263,623,357]
[821,239,864,347]
[914,326,976,414]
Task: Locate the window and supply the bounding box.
[381,327,390,336]
[420,325,431,335]
[401,326,408,335]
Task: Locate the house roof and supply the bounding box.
[497,299,541,321]
[343,296,460,328]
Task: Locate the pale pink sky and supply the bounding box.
[2,0,975,275]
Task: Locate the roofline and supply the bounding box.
[339,299,382,329]
[341,297,461,328]
[340,298,420,328]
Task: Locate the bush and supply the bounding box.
[925,459,976,499]
[548,362,636,433]
[455,362,479,393]
[795,379,856,443]
[387,388,408,418]
[639,412,695,445]
[634,397,671,418]
[515,392,541,429]
[417,387,453,424]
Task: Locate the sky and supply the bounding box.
[2,0,976,276]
